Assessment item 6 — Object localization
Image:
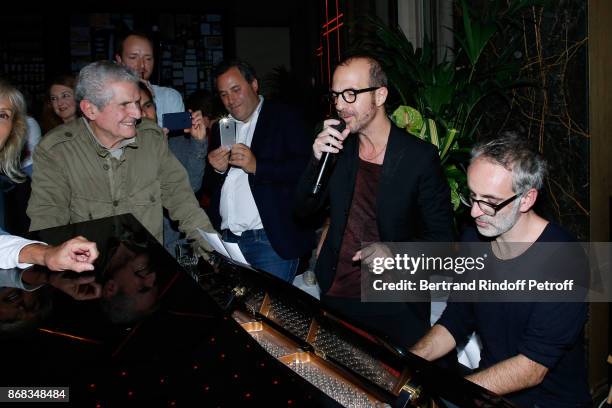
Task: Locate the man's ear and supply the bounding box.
[80,100,98,121]
[375,86,388,107]
[115,54,123,64]
[250,78,259,94]
[519,188,538,213]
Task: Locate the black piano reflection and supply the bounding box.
[0,214,518,408]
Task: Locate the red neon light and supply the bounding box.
[336,0,341,61]
[321,13,344,28]
[322,22,344,37]
[315,0,344,86]
[325,0,331,85]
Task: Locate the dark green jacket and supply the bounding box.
[27,118,214,248]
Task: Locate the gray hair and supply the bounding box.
[0,78,27,183]
[75,61,139,109]
[471,132,547,193]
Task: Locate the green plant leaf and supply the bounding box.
[440,128,458,160]
[422,85,454,115]
[391,106,424,132]
[459,0,497,66]
[348,7,537,217]
[427,119,440,148]
[448,178,461,210]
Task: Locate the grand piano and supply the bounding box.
[0,214,517,407]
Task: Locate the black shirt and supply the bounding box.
[438,223,591,408]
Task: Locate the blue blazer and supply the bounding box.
[206,101,315,259]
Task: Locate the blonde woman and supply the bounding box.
[0,78,98,275]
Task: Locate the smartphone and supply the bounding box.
[162,111,192,131]
[219,117,236,146]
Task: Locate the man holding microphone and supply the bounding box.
[294,54,454,348]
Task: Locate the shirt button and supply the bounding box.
[149,195,156,202]
[113,200,119,207]
[64,132,72,137]
[103,164,110,170]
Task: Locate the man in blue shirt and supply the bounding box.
[410,133,591,407]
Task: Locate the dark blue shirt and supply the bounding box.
[438,223,591,408]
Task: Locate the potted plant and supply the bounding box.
[350,0,541,212]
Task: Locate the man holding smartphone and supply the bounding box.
[206,59,314,282]
[114,32,184,126]
[115,32,208,257]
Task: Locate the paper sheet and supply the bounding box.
[199,230,230,258]
[197,229,251,267]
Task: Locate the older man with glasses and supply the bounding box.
[411,133,591,408]
[295,54,454,350]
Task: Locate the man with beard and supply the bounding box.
[294,55,454,348]
[410,134,591,407]
[115,32,209,256]
[114,32,183,125]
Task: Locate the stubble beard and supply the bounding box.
[476,199,522,238]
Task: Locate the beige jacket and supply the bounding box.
[27,118,214,249]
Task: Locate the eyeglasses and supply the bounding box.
[328,87,380,104]
[460,194,520,216]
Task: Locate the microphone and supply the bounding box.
[312,119,346,195]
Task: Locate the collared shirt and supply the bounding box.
[151,84,185,128]
[220,96,264,235]
[83,118,136,159]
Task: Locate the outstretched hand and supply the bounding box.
[43,236,99,272]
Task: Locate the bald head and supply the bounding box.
[338,56,388,88]
[331,57,389,133]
